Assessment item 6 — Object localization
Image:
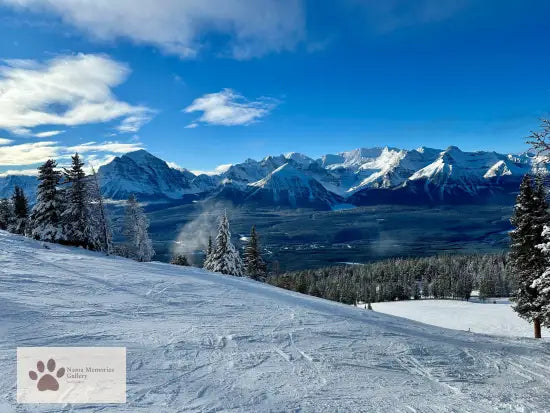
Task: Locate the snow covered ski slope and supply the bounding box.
[1,231,550,412]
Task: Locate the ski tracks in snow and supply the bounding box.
[2,232,550,412]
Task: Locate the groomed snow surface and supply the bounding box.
[1,231,550,412]
[372,298,550,338]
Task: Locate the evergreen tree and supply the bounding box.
[123,194,155,262]
[11,186,29,234]
[203,235,214,270]
[535,225,550,327]
[209,211,243,276]
[62,153,90,247]
[87,166,112,253]
[0,198,14,230]
[411,281,421,300]
[478,273,493,302]
[271,260,281,276]
[171,253,190,266]
[207,235,213,256]
[509,174,548,338]
[30,159,63,242]
[243,225,267,280]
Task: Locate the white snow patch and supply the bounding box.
[371,299,549,338]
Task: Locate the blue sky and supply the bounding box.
[0,0,549,174]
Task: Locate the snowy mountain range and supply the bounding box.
[0,146,543,209]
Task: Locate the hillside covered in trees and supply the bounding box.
[269,254,512,305]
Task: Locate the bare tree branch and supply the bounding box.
[527,118,550,161]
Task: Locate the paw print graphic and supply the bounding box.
[28,359,65,391]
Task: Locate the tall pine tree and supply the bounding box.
[123,194,155,262]
[87,166,112,253]
[62,153,90,247]
[243,225,267,280]
[535,225,550,327]
[0,198,14,231]
[11,186,29,234]
[203,235,214,270]
[208,211,243,276]
[509,174,549,338]
[532,173,550,330]
[30,159,63,242]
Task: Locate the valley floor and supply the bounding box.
[1,231,550,412]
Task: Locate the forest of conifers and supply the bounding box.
[268,254,511,305]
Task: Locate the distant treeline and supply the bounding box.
[268,254,513,305]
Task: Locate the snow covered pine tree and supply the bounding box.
[62,153,90,247]
[509,174,549,338]
[0,198,14,230]
[123,194,155,262]
[30,159,63,242]
[87,166,112,253]
[11,186,29,235]
[203,235,214,270]
[208,211,244,276]
[243,225,267,280]
[535,225,550,329]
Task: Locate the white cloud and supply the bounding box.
[0,141,59,165]
[184,89,277,126]
[81,153,117,173]
[1,0,305,59]
[66,141,144,154]
[0,139,144,168]
[191,163,233,176]
[0,138,13,145]
[0,168,38,177]
[214,163,233,174]
[166,161,184,171]
[0,54,154,135]
[184,122,199,129]
[34,130,64,138]
[116,114,154,133]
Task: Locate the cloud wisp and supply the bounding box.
[34,130,65,138]
[0,141,59,166]
[0,54,154,135]
[184,89,278,127]
[0,0,305,59]
[66,141,144,155]
[0,140,143,171]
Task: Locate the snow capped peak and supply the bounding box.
[484,160,512,178]
[247,163,340,209]
[284,152,315,166]
[439,146,467,164]
[98,149,198,200]
[250,163,309,188]
[122,149,159,164]
[444,145,462,153]
[416,146,439,154]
